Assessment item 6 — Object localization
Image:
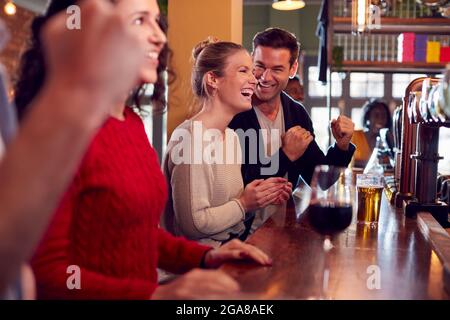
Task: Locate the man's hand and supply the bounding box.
[281,126,313,162]
[203,239,272,268]
[330,115,355,151]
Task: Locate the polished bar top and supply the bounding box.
[221,195,450,299]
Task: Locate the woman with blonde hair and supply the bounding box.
[163,38,291,247]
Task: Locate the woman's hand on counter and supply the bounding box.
[203,239,272,268]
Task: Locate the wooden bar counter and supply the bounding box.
[221,194,450,299]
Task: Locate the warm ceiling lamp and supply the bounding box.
[272,0,306,11]
[4,1,17,16]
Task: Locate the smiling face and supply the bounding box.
[252,46,298,104]
[214,49,257,115]
[116,0,167,84]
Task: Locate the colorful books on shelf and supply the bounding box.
[398,33,450,64]
[427,41,440,63]
[398,33,415,62]
[441,46,450,63]
[414,34,427,62]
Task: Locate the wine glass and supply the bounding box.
[303,165,354,299]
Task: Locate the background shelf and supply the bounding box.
[332,61,447,73]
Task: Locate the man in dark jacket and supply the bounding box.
[229,27,355,188]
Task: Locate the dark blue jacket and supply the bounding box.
[228,92,355,186]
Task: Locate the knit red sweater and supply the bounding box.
[31,107,210,299]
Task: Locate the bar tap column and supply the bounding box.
[394,77,425,207]
[413,124,442,204]
[400,76,450,227]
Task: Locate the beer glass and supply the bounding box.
[357,174,384,226]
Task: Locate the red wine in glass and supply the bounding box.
[300,165,354,299]
[307,201,353,236]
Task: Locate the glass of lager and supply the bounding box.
[356,174,384,226]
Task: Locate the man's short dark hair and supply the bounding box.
[252,28,300,66]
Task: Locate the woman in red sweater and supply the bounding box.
[15,0,271,299]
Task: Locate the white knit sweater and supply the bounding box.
[162,120,246,246]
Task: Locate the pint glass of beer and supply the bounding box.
[356,174,384,226]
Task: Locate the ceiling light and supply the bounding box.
[272,0,306,11]
[4,1,17,16]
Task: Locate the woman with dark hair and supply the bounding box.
[351,99,393,167]
[0,0,148,297]
[23,0,271,300]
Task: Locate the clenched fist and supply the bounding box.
[330,115,355,151]
[281,126,313,162]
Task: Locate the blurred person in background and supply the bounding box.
[0,0,147,297]
[284,74,304,103]
[351,99,393,168]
